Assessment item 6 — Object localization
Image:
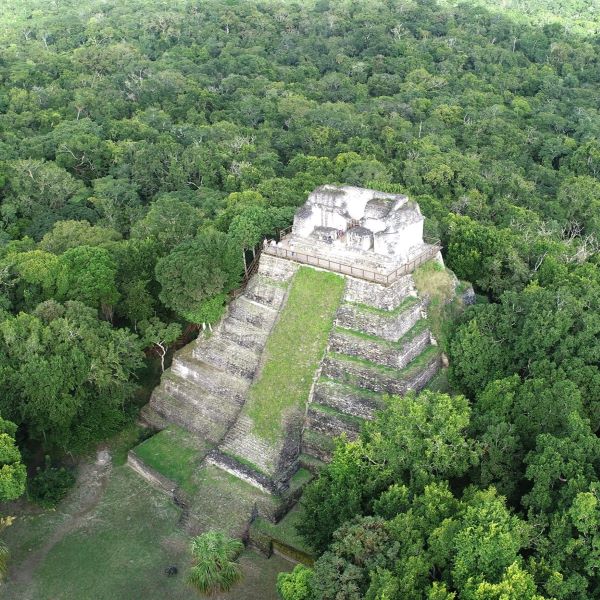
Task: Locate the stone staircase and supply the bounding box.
[141,255,297,450]
[140,252,443,504]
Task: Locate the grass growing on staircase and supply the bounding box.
[247,267,345,442]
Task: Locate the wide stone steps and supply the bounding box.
[257,253,298,282]
[162,371,243,410]
[244,275,288,309]
[148,387,237,443]
[228,295,279,330]
[171,346,249,401]
[219,414,282,477]
[193,335,261,380]
[218,317,269,351]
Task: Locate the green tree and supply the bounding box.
[139,317,182,372]
[0,416,26,502]
[277,565,314,600]
[365,391,479,490]
[55,246,119,319]
[39,220,121,254]
[89,176,142,235]
[155,229,241,323]
[0,301,143,451]
[131,194,204,252]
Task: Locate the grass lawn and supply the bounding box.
[247,267,345,441]
[131,425,209,495]
[1,464,293,600]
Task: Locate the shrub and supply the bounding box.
[28,457,76,508]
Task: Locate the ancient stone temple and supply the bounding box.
[266,185,439,285]
[292,185,425,259]
[133,185,467,540]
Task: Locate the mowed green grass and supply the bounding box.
[2,466,192,600]
[2,466,293,600]
[247,267,345,441]
[132,425,209,495]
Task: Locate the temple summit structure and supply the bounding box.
[265,185,440,285]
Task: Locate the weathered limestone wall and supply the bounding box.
[335,299,424,341]
[343,274,415,311]
[321,351,440,396]
[329,327,431,370]
[306,407,361,439]
[257,253,298,281]
[245,274,288,308]
[312,381,384,420]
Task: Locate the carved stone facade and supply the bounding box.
[292,185,425,261]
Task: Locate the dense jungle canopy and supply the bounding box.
[0,0,599,597]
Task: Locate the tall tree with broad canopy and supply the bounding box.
[155,228,241,324]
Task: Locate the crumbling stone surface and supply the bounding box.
[193,335,261,380]
[321,352,441,395]
[335,300,424,341]
[301,432,335,463]
[257,254,298,281]
[461,285,476,306]
[147,265,295,456]
[219,318,269,351]
[343,274,415,311]
[245,274,288,309]
[329,326,431,370]
[306,406,361,438]
[312,380,385,420]
[134,187,464,544]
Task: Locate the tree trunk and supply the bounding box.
[157,342,166,372]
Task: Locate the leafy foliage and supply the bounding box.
[27,456,76,508]
[186,531,244,595]
[0,0,598,596]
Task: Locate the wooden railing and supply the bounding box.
[263,241,441,285]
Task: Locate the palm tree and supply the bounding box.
[187,531,244,595]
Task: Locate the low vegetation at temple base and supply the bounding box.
[186,531,244,595]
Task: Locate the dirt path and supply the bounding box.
[5,448,113,599]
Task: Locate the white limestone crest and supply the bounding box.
[266,185,439,285]
[293,184,424,258]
